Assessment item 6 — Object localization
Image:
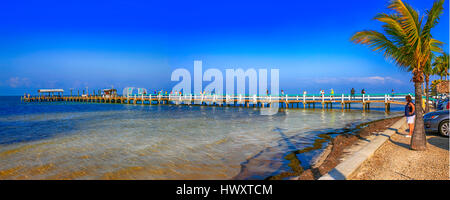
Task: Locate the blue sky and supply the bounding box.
[0,0,448,95]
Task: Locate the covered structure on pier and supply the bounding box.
[103,89,118,98]
[38,89,64,97]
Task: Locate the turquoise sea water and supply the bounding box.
[0,96,402,179]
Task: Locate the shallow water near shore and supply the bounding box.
[0,96,402,179]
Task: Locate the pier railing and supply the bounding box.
[149,93,416,104]
[21,92,424,112]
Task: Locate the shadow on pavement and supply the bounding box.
[388,137,411,150]
[427,136,449,151]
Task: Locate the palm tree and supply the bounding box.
[423,56,433,113]
[433,52,449,80]
[351,0,445,151]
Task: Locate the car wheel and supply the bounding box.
[438,120,449,137]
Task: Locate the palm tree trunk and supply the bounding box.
[425,76,430,113]
[422,82,426,96]
[411,81,427,151]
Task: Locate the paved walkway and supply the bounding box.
[350,122,449,180]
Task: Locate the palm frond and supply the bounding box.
[388,0,422,55]
[422,0,445,40]
[374,13,408,46]
[351,30,411,68]
[429,38,444,53]
[432,52,449,78]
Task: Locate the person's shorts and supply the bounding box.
[407,115,415,124]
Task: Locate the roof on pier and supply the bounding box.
[38,89,64,93]
[103,89,117,92]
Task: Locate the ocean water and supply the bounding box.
[0,96,402,180]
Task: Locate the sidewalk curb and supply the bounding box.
[318,117,406,180]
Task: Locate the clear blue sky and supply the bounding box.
[0,0,448,95]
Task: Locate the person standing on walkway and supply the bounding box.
[351,88,355,100]
[405,95,415,138]
[361,89,365,95]
[330,88,334,101]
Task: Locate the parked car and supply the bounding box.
[437,99,449,110]
[424,110,449,137]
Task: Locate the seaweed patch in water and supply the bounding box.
[265,133,333,180]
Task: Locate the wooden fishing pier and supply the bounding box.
[21,89,414,112]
